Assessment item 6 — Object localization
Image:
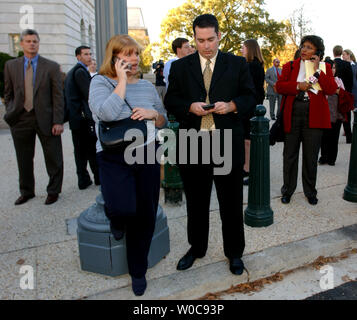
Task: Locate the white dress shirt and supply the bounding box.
[163,57,178,89]
[199,51,218,73]
[297,60,306,83]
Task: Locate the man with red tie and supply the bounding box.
[265,58,282,120]
[4,29,64,206]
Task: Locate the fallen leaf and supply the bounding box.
[342,275,352,282]
[339,253,349,260]
[16,259,25,265]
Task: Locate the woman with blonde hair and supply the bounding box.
[343,49,356,63]
[241,39,265,185]
[343,49,357,108]
[89,34,167,296]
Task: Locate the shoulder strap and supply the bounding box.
[290,60,294,71]
[94,75,133,111]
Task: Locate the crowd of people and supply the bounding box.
[2,13,356,297]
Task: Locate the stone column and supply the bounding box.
[94,0,128,66]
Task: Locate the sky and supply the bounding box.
[127,0,357,60]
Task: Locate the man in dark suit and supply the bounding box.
[333,45,354,143]
[65,46,99,190]
[4,29,64,205]
[164,14,256,276]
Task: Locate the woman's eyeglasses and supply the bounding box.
[300,45,315,51]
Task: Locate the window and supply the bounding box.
[9,34,21,57]
[80,19,86,45]
[88,25,93,49]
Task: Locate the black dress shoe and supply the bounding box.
[318,158,328,165]
[94,174,101,186]
[131,276,147,296]
[177,250,203,271]
[79,180,93,190]
[45,194,59,205]
[14,194,35,206]
[110,222,125,241]
[281,195,291,204]
[307,196,318,205]
[229,258,245,275]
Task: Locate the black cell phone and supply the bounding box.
[311,50,323,60]
[111,57,132,70]
[111,57,118,65]
[202,103,215,111]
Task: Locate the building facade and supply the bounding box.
[0,0,96,72]
[128,7,148,39]
[0,1,149,73]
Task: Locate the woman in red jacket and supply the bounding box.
[276,35,337,205]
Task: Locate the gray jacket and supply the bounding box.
[265,66,281,96]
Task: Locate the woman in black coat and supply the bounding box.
[241,39,266,185]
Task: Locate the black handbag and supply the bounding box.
[269,61,294,146]
[269,97,286,146]
[97,76,147,151]
[99,113,147,151]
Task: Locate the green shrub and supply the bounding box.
[0,52,16,98]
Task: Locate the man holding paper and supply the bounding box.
[276,35,337,206]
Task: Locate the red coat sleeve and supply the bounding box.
[276,63,298,96]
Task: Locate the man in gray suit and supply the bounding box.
[265,58,282,120]
[4,29,64,206]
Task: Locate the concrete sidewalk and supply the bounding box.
[0,104,357,300]
[0,101,9,130]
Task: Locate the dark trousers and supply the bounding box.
[282,100,323,198]
[343,111,352,143]
[10,110,63,197]
[179,164,245,259]
[320,120,342,165]
[268,94,282,118]
[96,149,160,278]
[71,127,99,187]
